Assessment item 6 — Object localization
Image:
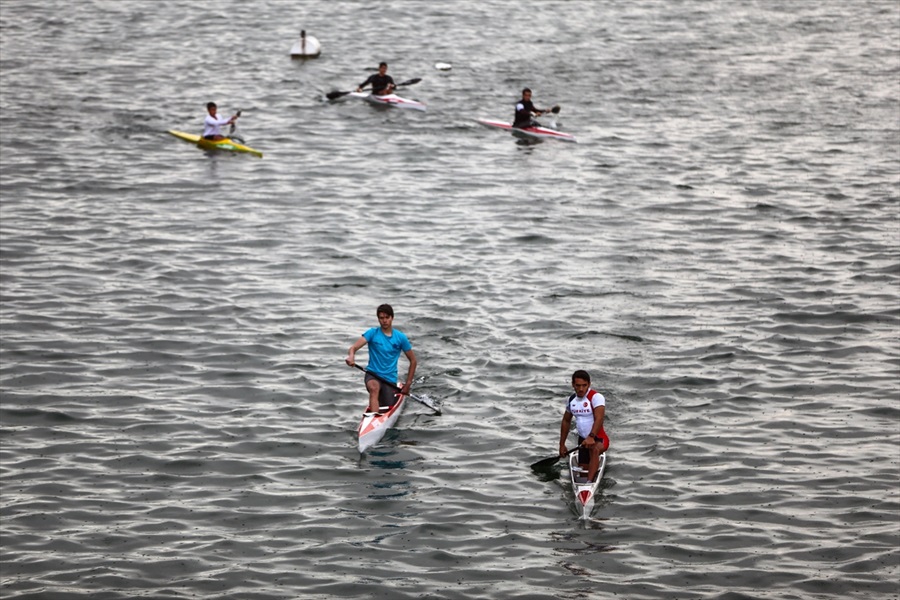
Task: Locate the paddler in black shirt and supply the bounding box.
[513,88,551,128]
[357,62,396,96]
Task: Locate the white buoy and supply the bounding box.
[290,30,321,58]
[434,62,452,71]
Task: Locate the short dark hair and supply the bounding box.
[379,62,388,68]
[206,102,217,110]
[522,88,532,95]
[572,369,591,383]
[376,303,394,318]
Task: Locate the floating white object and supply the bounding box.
[434,62,452,71]
[290,30,321,58]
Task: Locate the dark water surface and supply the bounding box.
[1,1,898,599]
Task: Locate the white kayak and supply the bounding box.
[348,91,426,112]
[357,394,406,453]
[290,31,321,58]
[476,118,577,143]
[569,450,607,519]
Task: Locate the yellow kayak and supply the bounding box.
[167,130,263,158]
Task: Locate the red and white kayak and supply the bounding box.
[569,450,607,519]
[476,118,577,143]
[357,394,406,453]
[348,91,426,112]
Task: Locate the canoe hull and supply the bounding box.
[167,130,263,158]
[348,92,426,112]
[357,394,406,453]
[569,450,607,519]
[476,118,577,143]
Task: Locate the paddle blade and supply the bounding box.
[411,393,441,415]
[229,109,242,136]
[550,105,561,114]
[530,454,563,470]
[326,90,351,101]
[397,77,422,87]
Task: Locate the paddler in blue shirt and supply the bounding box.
[346,304,417,414]
[202,102,239,141]
[513,88,551,128]
[558,370,609,483]
[357,62,396,96]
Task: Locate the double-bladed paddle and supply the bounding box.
[350,363,442,415]
[326,77,422,101]
[530,445,580,470]
[228,109,243,142]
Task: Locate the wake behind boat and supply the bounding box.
[167,130,263,158]
[569,450,607,519]
[476,118,576,143]
[347,91,426,112]
[357,394,406,453]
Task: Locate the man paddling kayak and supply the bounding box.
[202,102,239,141]
[357,62,396,96]
[513,88,552,128]
[558,370,609,483]
[346,304,417,414]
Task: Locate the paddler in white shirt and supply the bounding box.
[202,102,239,141]
[558,370,609,482]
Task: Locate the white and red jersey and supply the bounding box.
[566,389,606,439]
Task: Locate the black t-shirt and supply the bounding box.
[514,99,537,127]
[360,73,395,94]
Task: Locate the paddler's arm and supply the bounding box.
[559,411,573,456]
[210,115,236,128]
[345,336,367,366]
[584,405,605,448]
[400,349,417,395]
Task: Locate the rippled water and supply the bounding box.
[1,1,898,599]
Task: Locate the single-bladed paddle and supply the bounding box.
[530,445,580,470]
[350,363,442,415]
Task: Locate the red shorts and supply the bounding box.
[576,430,609,463]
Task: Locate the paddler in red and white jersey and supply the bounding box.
[558,370,609,482]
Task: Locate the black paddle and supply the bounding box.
[326,77,422,101]
[228,109,242,141]
[530,445,580,470]
[350,363,442,415]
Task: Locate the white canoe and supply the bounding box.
[290,33,321,58]
[348,91,426,112]
[476,118,576,143]
[569,450,607,519]
[357,394,406,453]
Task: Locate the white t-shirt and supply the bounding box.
[202,113,231,138]
[566,389,606,439]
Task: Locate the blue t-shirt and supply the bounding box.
[362,327,411,382]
